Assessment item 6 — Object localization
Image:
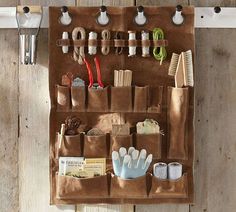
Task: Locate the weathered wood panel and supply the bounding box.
[0,28,19,212]
[190,2,236,212]
[18,1,76,212]
[0,2,18,212]
[136,0,188,6]
[190,28,236,212]
[190,0,236,6]
[77,205,134,212]
[77,0,134,6]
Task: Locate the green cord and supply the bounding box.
[152,28,167,64]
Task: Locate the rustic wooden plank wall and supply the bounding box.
[0,2,18,212]
[1,0,236,212]
[190,1,236,212]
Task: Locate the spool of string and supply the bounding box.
[88,31,97,55]
[101,30,111,55]
[153,28,167,65]
[141,30,150,57]
[128,31,136,57]
[72,27,86,65]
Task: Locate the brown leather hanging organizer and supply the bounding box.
[49,6,194,204]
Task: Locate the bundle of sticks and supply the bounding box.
[114,70,132,87]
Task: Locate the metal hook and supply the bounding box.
[16,5,42,65]
[59,6,72,25]
[172,5,184,25]
[96,5,110,26]
[134,6,147,26]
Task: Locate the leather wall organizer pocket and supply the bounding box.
[167,87,189,160]
[56,174,109,199]
[135,134,162,159]
[110,134,133,155]
[57,133,82,157]
[56,85,70,111]
[84,134,108,157]
[87,87,109,112]
[71,86,86,112]
[134,86,148,112]
[110,86,132,112]
[149,173,188,198]
[147,86,163,113]
[110,174,148,198]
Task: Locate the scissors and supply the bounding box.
[82,55,104,88]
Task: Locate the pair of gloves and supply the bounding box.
[112,147,153,179]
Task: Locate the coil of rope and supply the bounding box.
[152,28,167,65]
[72,27,86,65]
[101,29,111,55]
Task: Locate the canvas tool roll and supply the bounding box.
[49,6,194,205]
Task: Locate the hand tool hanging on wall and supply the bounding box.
[16,6,42,65]
[168,50,194,87]
[83,56,104,88]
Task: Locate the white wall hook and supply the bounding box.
[134,6,147,26]
[172,5,184,25]
[59,6,72,25]
[97,6,110,26]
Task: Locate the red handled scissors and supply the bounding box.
[83,56,104,88]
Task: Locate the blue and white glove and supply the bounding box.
[112,147,153,179]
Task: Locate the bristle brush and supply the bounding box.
[182,50,194,87]
[168,53,179,76]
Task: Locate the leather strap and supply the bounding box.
[114,39,126,47]
[56,39,71,46]
[88,39,98,47]
[101,40,113,47]
[56,39,168,47]
[128,40,138,47]
[153,39,168,47]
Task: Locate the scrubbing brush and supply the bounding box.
[182,50,194,87]
[168,50,194,87]
[168,53,179,76]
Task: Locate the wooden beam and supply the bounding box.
[136,0,189,6]
[0,2,18,212]
[18,1,76,212]
[190,0,236,6]
[0,28,19,212]
[190,28,236,212]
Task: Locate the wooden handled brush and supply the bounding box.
[182,50,194,87]
[168,50,194,88]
